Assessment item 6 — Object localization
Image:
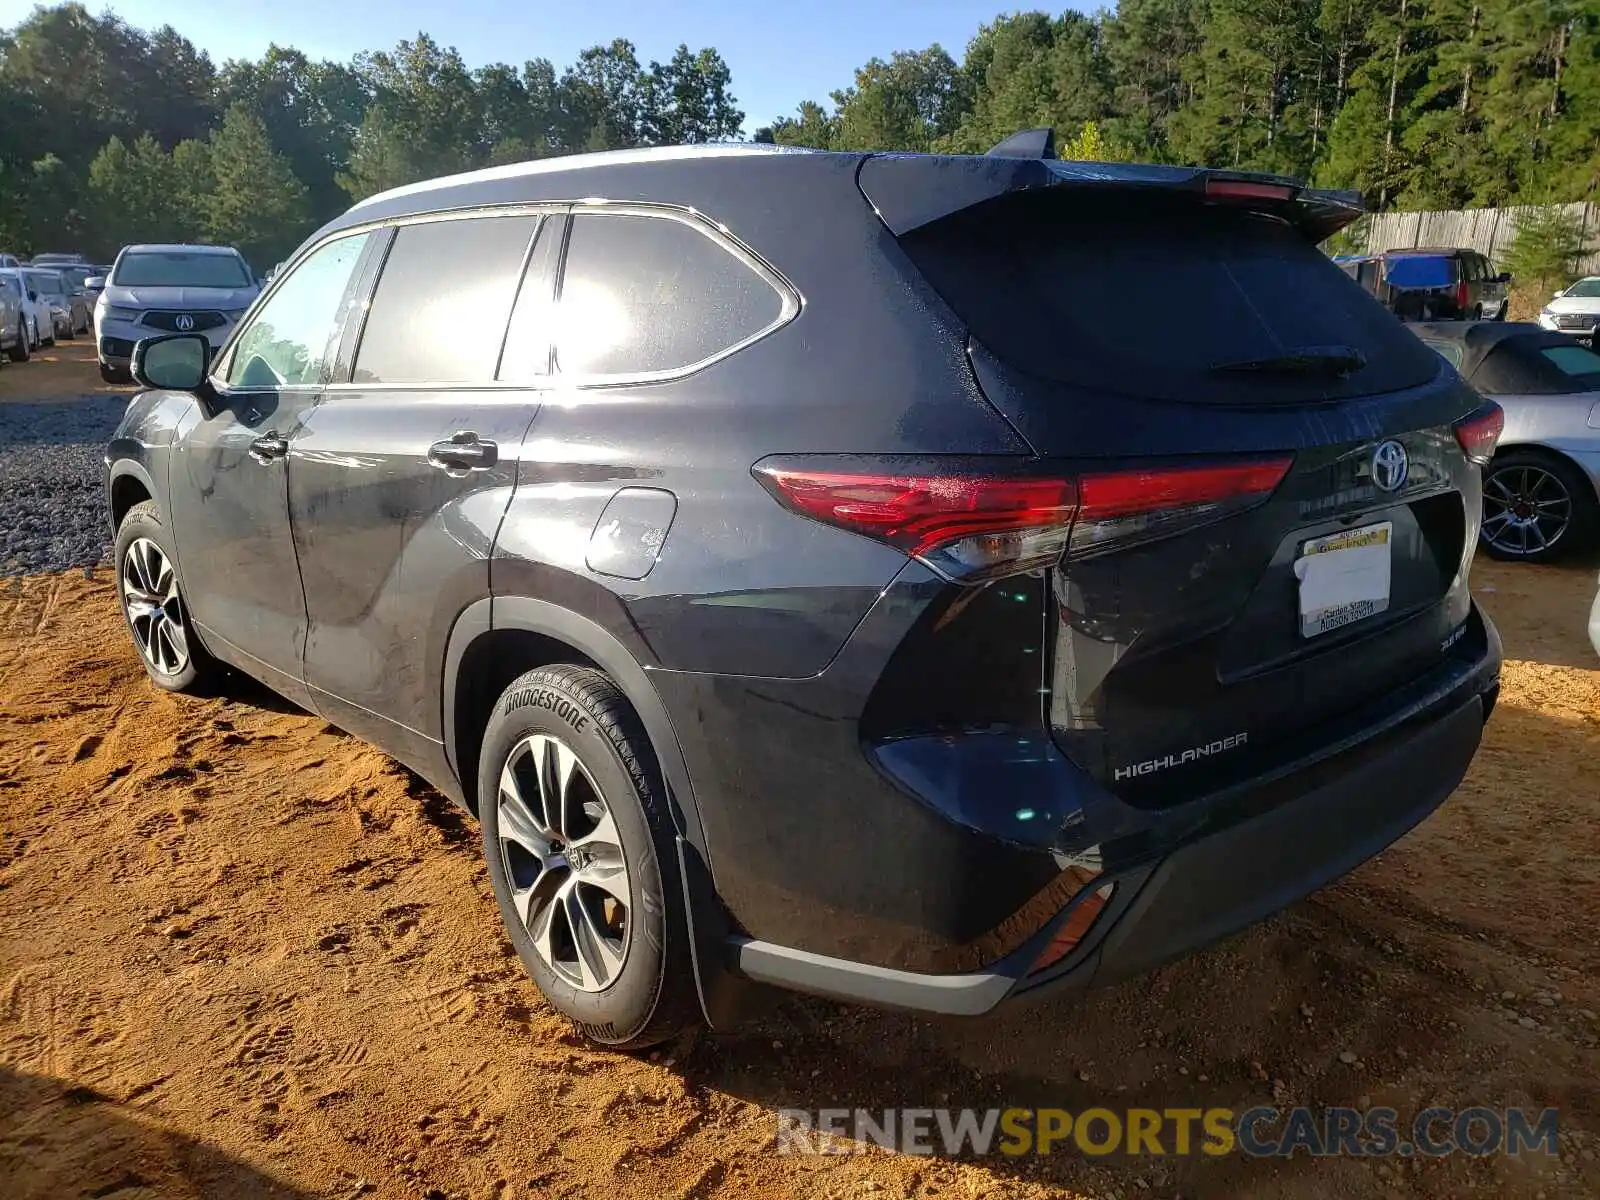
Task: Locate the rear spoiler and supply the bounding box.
[857,152,1365,243]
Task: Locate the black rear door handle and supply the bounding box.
[428,432,498,471]
[249,432,288,463]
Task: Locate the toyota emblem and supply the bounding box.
[175,313,195,332]
[1371,440,1409,492]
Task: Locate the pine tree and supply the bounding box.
[206,104,309,267]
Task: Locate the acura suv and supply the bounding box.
[106,136,1504,1048]
[94,244,258,383]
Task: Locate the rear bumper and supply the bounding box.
[721,602,1500,1016]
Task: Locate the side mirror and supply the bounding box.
[27,291,37,302]
[1496,272,1512,284]
[133,333,211,391]
[84,276,104,291]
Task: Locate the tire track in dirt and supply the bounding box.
[1,566,1597,1200]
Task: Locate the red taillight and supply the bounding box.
[1205,178,1295,202]
[754,468,1078,580]
[755,455,1293,579]
[1069,456,1292,558]
[1457,278,1470,310]
[1454,401,1504,465]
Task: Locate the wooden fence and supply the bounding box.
[1348,202,1600,275]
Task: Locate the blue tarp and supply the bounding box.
[1384,256,1453,289]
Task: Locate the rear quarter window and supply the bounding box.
[1542,344,1600,380]
[1422,340,1465,369]
[553,210,788,379]
[898,191,1442,404]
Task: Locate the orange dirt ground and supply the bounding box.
[1,555,1597,1199]
[0,336,135,402]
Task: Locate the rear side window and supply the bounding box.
[1476,336,1600,394]
[1423,340,1464,369]
[899,192,1442,404]
[354,215,537,384]
[553,211,785,378]
[1543,345,1600,378]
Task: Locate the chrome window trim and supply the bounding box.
[542,200,801,387]
[220,199,802,396]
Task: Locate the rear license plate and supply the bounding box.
[1294,522,1392,638]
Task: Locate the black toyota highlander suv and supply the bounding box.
[106,132,1503,1048]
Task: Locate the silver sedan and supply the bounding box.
[1412,321,1600,563]
[1591,573,1600,659]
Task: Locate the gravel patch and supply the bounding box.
[0,395,128,576]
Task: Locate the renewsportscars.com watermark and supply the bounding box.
[776,1106,1559,1159]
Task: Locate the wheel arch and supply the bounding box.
[107,461,158,531]
[442,595,708,858]
[443,596,750,1028]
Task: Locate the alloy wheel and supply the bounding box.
[1482,465,1572,557]
[120,537,190,676]
[496,734,631,992]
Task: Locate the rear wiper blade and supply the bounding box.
[1209,345,1368,377]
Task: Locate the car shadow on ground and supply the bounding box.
[644,672,1596,1196]
[674,878,1586,1196]
[0,1065,314,1199]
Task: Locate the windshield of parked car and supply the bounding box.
[113,251,250,288]
[1383,255,1454,289]
[62,267,91,289]
[1562,279,1600,299]
[26,271,64,294]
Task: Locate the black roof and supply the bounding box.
[1411,320,1600,394]
[314,143,1364,248]
[1383,246,1473,257]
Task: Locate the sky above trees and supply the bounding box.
[1,1,1595,264]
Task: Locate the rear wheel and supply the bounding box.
[1480,449,1599,563]
[1471,304,1483,321]
[6,321,26,362]
[479,665,702,1049]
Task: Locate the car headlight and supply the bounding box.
[100,306,140,321]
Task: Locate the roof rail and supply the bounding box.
[986,128,1056,160]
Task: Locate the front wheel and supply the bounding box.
[99,362,129,384]
[1480,450,1599,563]
[6,322,27,362]
[479,665,702,1049]
[114,501,222,692]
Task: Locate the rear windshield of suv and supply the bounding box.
[898,190,1442,404]
[114,251,250,288]
[1383,255,1454,289]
